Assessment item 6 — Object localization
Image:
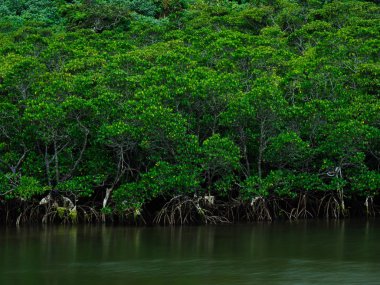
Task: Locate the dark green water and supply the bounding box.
[1,220,379,285]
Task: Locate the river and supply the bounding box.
[1,220,379,284]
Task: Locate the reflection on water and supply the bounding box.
[0,220,379,285]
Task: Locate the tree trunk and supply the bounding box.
[53,139,60,185]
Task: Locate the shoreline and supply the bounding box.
[1,193,378,226]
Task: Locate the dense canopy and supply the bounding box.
[0,0,379,224]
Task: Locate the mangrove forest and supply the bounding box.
[0,0,379,224]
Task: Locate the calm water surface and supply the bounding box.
[0,220,379,285]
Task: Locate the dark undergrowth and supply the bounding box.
[1,193,379,226]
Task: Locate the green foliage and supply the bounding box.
[0,0,61,24]
[0,175,48,200]
[240,175,268,199]
[351,171,380,197]
[0,0,379,216]
[240,170,298,200]
[57,175,104,197]
[266,131,310,168]
[60,2,131,32]
[113,160,201,211]
[128,0,159,17]
[201,134,240,195]
[112,183,145,211]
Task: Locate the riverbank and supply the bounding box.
[1,192,379,225]
[1,0,379,226]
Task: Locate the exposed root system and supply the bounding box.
[1,192,379,225]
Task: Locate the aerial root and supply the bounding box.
[154,195,231,225]
[288,194,314,220]
[249,197,272,221]
[318,193,341,219]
